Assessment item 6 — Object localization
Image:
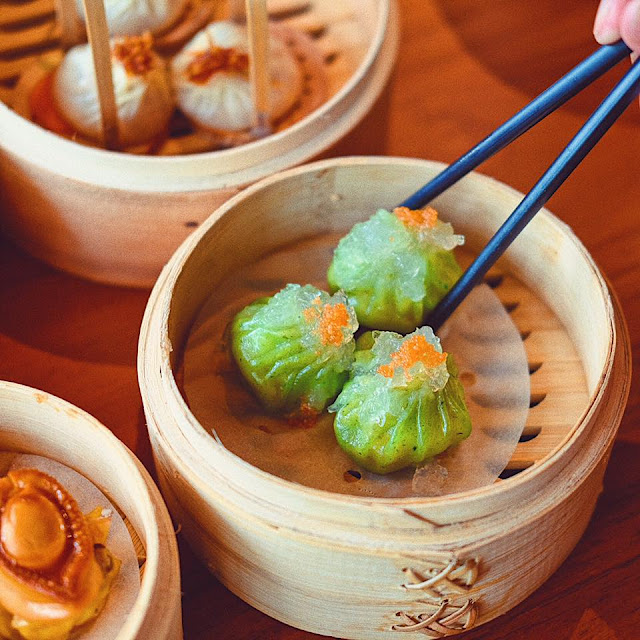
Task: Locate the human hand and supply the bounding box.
[594,0,640,56]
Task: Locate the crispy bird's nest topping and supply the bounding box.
[112,34,156,76]
[186,46,249,83]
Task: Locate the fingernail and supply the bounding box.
[594,0,621,43]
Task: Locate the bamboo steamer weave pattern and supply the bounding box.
[138,157,630,639]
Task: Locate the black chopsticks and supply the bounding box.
[406,41,639,332]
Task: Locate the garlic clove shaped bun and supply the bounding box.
[76,0,189,36]
[171,20,303,132]
[52,35,174,147]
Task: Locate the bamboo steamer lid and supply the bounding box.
[0,0,398,287]
[0,380,182,640]
[137,157,630,638]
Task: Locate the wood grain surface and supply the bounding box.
[1,0,639,638]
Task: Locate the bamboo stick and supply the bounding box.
[81,0,119,150]
[245,0,271,137]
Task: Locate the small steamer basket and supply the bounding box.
[0,0,398,287]
[138,157,630,639]
[0,381,182,640]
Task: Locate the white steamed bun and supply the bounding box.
[53,35,174,147]
[171,20,303,132]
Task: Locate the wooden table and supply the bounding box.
[1,0,639,637]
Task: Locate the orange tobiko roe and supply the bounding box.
[378,334,447,381]
[394,206,439,230]
[303,298,351,347]
[287,402,320,428]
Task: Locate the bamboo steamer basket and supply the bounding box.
[137,157,631,639]
[0,0,398,287]
[0,380,182,640]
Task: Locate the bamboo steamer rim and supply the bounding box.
[0,380,177,640]
[0,1,397,193]
[139,155,617,511]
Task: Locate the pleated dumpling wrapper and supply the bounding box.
[329,326,472,475]
[171,20,303,132]
[328,206,464,333]
[231,284,358,419]
[182,236,530,497]
[53,34,173,147]
[75,0,189,36]
[0,467,122,640]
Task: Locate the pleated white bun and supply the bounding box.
[76,0,189,36]
[171,21,303,132]
[52,39,174,147]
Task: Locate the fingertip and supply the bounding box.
[594,27,623,44]
[620,0,640,51]
[594,0,624,43]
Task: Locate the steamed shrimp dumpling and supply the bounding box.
[231,284,358,417]
[328,207,464,333]
[53,35,173,146]
[75,0,189,36]
[329,327,471,474]
[171,21,303,132]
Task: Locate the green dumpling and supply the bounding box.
[329,327,471,474]
[231,284,358,417]
[327,207,463,333]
